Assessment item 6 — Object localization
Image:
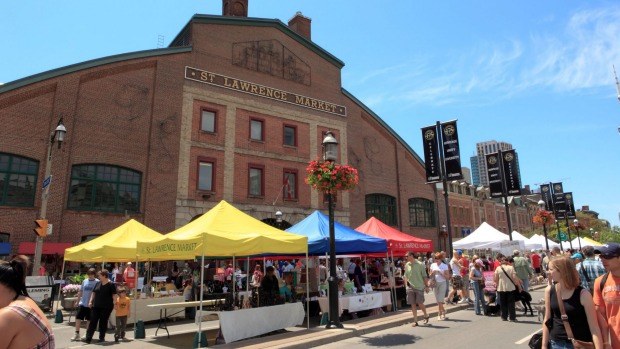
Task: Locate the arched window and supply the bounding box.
[365,194,397,226]
[0,153,38,207]
[68,164,141,213]
[409,198,435,227]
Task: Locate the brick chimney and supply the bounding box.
[222,0,248,17]
[288,12,311,40]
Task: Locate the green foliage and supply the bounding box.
[69,273,87,284]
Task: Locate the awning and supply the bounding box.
[0,242,11,256]
[18,242,73,255]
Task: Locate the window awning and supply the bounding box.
[0,242,11,256]
[18,242,73,255]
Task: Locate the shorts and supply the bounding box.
[406,287,425,305]
[451,275,463,289]
[75,306,91,321]
[461,274,469,287]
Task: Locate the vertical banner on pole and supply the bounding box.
[440,120,463,180]
[552,182,566,219]
[501,150,521,196]
[540,184,554,212]
[564,192,576,219]
[486,153,503,198]
[421,125,441,183]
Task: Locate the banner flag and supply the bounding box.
[421,125,441,183]
[564,192,576,219]
[540,184,554,212]
[501,150,521,196]
[486,153,503,198]
[440,120,463,180]
[552,182,566,219]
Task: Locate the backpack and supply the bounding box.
[599,272,610,293]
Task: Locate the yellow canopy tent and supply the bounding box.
[136,200,307,260]
[582,237,603,246]
[64,219,163,262]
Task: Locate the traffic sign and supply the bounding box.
[558,232,567,241]
[42,175,52,189]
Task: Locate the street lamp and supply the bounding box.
[538,200,550,251]
[275,209,283,229]
[322,131,342,329]
[33,118,67,276]
[439,224,447,251]
[590,228,594,239]
[573,218,582,251]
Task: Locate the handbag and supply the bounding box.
[528,332,543,349]
[555,284,595,349]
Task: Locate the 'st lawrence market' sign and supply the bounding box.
[185,66,347,117]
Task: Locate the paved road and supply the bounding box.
[313,287,546,349]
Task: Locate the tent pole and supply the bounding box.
[134,257,138,329]
[390,250,397,311]
[55,260,66,311]
[306,251,309,329]
[198,237,206,348]
[232,256,236,308]
[246,256,249,293]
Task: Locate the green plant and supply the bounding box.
[69,273,87,284]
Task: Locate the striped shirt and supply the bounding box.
[7,303,54,348]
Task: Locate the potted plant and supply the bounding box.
[60,284,81,310]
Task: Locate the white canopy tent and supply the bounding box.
[529,234,561,250]
[453,222,518,249]
[511,231,544,250]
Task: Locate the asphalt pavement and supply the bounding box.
[48,283,547,348]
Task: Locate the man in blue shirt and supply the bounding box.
[577,245,606,293]
[72,268,100,341]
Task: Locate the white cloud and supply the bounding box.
[356,5,620,107]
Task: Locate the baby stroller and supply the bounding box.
[482,271,499,316]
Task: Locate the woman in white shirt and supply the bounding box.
[429,252,450,320]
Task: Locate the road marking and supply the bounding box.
[516,329,541,345]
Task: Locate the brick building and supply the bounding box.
[0,1,447,262]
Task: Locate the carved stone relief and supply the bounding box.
[232,40,310,85]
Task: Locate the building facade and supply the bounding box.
[0,3,447,262]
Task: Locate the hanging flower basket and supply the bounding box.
[532,210,555,226]
[305,159,359,194]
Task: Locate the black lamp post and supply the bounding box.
[440,224,447,251]
[573,218,582,251]
[537,200,550,251]
[275,210,283,229]
[322,131,342,329]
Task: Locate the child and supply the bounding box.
[114,287,131,342]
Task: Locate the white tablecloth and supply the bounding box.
[317,291,391,315]
[110,295,186,325]
[196,303,305,343]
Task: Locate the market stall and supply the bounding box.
[62,219,166,323]
[355,216,433,310]
[136,200,309,345]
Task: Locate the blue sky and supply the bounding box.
[2,1,620,227]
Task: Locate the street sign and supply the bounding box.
[42,175,52,189]
[558,232,567,241]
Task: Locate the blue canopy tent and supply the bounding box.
[286,211,387,255]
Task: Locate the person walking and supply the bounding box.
[577,246,606,293]
[542,256,603,349]
[594,242,620,349]
[0,255,55,349]
[403,252,430,327]
[84,269,118,344]
[470,258,486,315]
[72,268,99,341]
[494,256,520,321]
[429,252,450,320]
[446,251,464,304]
[513,250,533,292]
[114,287,131,342]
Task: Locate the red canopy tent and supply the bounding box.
[356,217,434,255]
